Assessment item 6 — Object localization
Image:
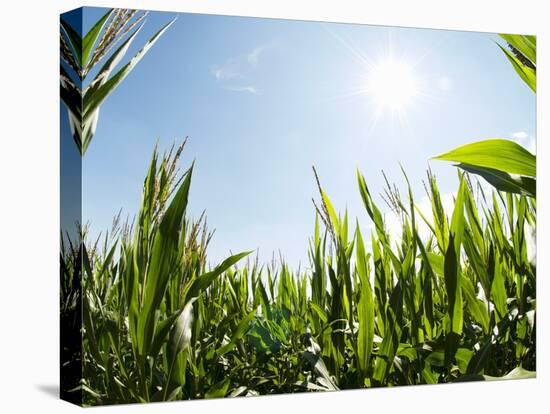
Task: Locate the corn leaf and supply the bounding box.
[433,139,536,177]
[484,366,536,381]
[458,163,535,198]
[499,34,536,65]
[497,44,536,92]
[355,225,374,378]
[83,18,176,123]
[85,22,145,101]
[82,9,113,67]
[60,19,82,67]
[185,251,252,300]
[205,379,231,399]
[136,165,193,356]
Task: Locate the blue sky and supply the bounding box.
[69,8,535,267]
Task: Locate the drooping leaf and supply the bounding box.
[185,251,252,300]
[433,139,536,177]
[458,163,535,198]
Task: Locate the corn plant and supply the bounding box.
[60,9,175,155]
[75,141,251,404]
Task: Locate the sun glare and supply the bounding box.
[365,57,419,114]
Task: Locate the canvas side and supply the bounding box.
[60,6,83,407]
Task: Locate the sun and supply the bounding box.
[364,56,419,115]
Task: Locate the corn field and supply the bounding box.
[59,10,536,406]
[60,138,536,405]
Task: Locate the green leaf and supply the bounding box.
[85,22,145,101]
[163,298,198,399]
[217,310,257,356]
[426,252,444,277]
[456,348,474,374]
[321,189,339,236]
[443,177,467,365]
[355,224,375,378]
[303,351,339,390]
[149,310,183,360]
[443,234,462,365]
[484,366,536,381]
[499,34,536,65]
[83,18,176,122]
[60,19,82,68]
[373,282,403,384]
[458,163,535,198]
[497,44,536,93]
[228,386,248,398]
[461,276,490,334]
[136,165,193,356]
[433,139,536,177]
[185,251,252,300]
[60,68,82,152]
[466,338,492,375]
[205,379,231,399]
[490,251,507,319]
[170,298,197,357]
[357,170,388,244]
[444,257,461,330]
[309,302,328,324]
[82,9,113,67]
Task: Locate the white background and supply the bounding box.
[0,0,546,412]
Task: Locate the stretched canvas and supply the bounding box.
[60,6,537,407]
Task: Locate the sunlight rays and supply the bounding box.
[321,26,446,134]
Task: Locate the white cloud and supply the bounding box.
[510,131,536,154]
[511,131,528,141]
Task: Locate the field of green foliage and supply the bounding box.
[60,9,536,406]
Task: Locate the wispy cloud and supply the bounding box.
[226,85,258,94]
[211,44,269,94]
[211,58,245,81]
[211,58,243,81]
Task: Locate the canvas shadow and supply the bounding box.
[36,383,59,399]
